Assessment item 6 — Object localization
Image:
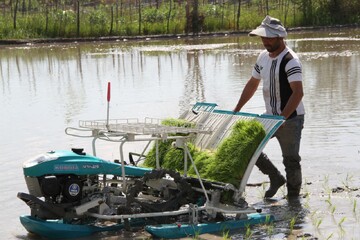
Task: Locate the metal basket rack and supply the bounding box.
[78,117,212,136]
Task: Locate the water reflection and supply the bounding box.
[181,51,205,113]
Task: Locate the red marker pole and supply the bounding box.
[106,82,111,129]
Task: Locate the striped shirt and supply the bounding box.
[252,46,305,118]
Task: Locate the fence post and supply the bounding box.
[77,0,80,37]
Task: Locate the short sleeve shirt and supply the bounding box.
[252,46,305,117]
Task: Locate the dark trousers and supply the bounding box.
[256,115,304,196]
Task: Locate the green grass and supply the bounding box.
[2,1,359,40]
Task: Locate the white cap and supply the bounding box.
[249,15,287,38]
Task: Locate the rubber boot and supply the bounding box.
[256,153,286,198]
[285,168,302,198]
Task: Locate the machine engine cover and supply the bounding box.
[62,177,82,203]
[40,176,61,198]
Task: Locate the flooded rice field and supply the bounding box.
[0,27,360,239]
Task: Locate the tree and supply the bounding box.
[14,0,19,29]
[236,0,241,30]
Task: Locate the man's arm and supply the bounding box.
[233,77,260,112]
[280,81,304,119]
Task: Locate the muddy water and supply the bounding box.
[1,28,359,239]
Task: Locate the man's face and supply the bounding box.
[261,37,282,53]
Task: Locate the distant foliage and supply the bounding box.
[0,0,359,39]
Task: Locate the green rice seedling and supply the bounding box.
[289,216,297,234]
[337,216,346,238]
[325,193,332,207]
[244,224,253,239]
[310,210,317,223]
[253,214,274,238]
[323,174,329,184]
[330,205,336,215]
[161,118,195,129]
[162,143,197,171]
[338,216,346,228]
[311,216,320,230]
[265,214,272,224]
[161,146,184,171]
[353,199,358,214]
[303,193,310,210]
[322,174,331,193]
[206,120,265,188]
[326,233,334,240]
[350,198,360,222]
[187,149,215,176]
[315,218,323,229]
[192,229,201,240]
[144,118,266,203]
[143,139,172,168]
[145,118,265,191]
[303,178,310,196]
[342,173,353,189]
[338,227,345,238]
[222,230,231,240]
[142,118,195,168]
[265,221,274,238]
[310,211,323,232]
[303,201,310,211]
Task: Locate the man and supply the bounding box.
[233,15,305,198]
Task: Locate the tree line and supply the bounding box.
[0,0,359,39]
